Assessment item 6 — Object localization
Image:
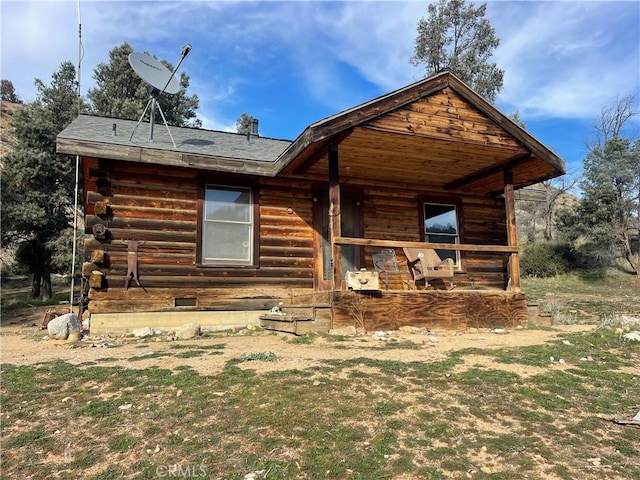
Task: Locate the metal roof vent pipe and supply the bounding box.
[246,118,259,143]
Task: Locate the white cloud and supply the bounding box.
[489,1,640,119]
[312,1,426,90]
[198,110,237,132]
[2,0,637,128]
[1,1,79,102]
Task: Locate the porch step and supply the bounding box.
[260,306,331,335]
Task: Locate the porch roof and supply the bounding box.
[275,70,566,195]
[57,71,565,195]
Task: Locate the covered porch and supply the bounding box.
[268,71,565,333]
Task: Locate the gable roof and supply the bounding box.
[57,70,565,194]
[274,70,565,194]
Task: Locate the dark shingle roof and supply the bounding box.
[57,115,292,175]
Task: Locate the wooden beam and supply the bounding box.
[504,168,521,292]
[332,290,528,331]
[291,128,354,175]
[334,237,519,253]
[328,144,342,291]
[290,141,327,175]
[445,153,532,191]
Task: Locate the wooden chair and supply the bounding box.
[372,248,412,290]
[403,247,455,290]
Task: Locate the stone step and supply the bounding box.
[260,306,331,335]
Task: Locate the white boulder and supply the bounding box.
[175,323,201,340]
[47,313,81,340]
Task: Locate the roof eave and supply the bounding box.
[56,137,280,176]
[273,70,566,178]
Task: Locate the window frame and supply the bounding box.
[196,183,259,268]
[419,196,464,270]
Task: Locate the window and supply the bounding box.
[424,202,459,266]
[201,185,254,266]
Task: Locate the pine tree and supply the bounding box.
[411,0,504,102]
[1,62,86,299]
[236,112,255,135]
[557,131,639,274]
[1,79,22,103]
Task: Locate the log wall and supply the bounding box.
[358,185,508,289]
[84,157,511,317]
[83,158,316,314]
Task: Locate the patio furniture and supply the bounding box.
[372,248,412,290]
[403,247,455,290]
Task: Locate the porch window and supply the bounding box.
[423,202,459,266]
[202,185,253,266]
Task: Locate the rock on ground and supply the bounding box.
[622,331,640,342]
[47,313,81,340]
[175,323,201,340]
[131,326,156,338]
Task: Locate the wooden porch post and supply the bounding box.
[328,144,342,291]
[504,167,521,292]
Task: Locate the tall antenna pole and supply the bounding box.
[76,0,81,111]
[69,0,82,313]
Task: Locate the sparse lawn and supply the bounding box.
[1,327,639,479]
[522,269,640,324]
[1,271,639,479]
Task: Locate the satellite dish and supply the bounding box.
[128,44,192,147]
[128,52,181,95]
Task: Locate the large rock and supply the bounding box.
[622,331,640,342]
[621,316,640,329]
[175,323,201,340]
[131,326,156,338]
[47,313,81,340]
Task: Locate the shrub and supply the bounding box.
[521,242,573,278]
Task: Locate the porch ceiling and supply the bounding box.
[289,126,558,195]
[278,72,565,195]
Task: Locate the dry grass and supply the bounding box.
[1,326,639,480]
[1,271,639,479]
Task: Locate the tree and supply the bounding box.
[87,43,201,127]
[539,178,580,241]
[586,93,638,152]
[557,134,639,274]
[410,0,504,102]
[1,79,21,103]
[236,112,256,135]
[1,62,85,299]
[511,112,579,243]
[508,110,526,129]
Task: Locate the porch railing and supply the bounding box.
[332,236,521,291]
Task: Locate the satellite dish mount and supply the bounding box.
[128,44,192,147]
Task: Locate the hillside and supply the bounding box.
[1,100,23,159]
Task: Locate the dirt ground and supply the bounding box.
[0,305,594,375]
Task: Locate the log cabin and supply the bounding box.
[56,70,565,335]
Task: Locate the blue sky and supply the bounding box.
[2,1,639,177]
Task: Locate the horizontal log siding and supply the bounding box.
[84,159,315,314]
[358,185,509,289]
[84,155,511,314]
[460,197,509,289]
[367,88,522,149]
[360,186,420,274]
[332,290,527,331]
